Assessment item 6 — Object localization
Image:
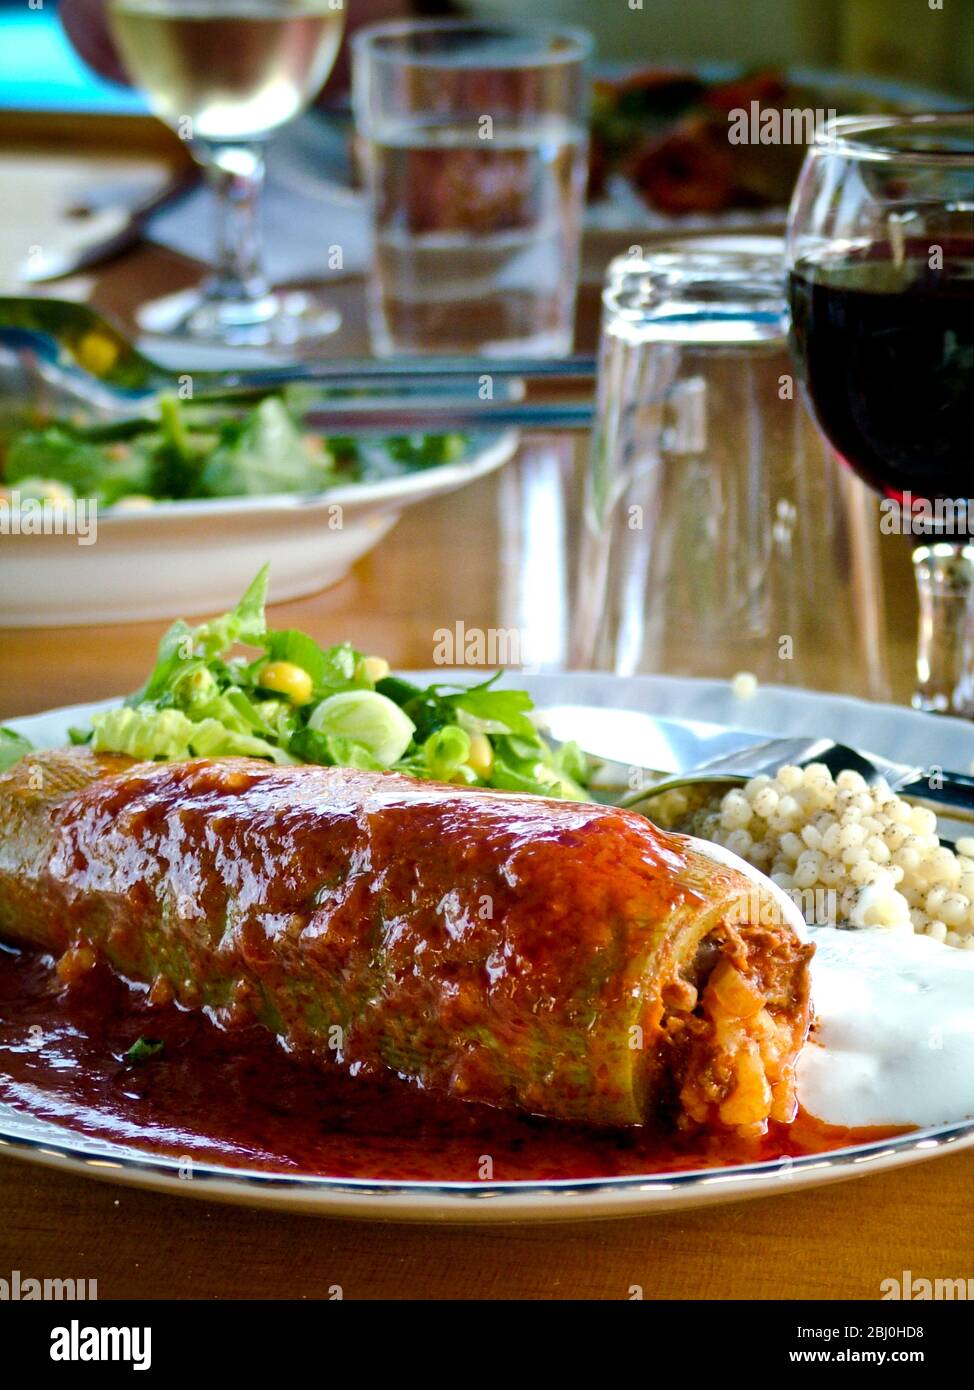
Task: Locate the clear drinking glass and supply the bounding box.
[572,242,890,699]
[108,0,346,346]
[786,114,974,716]
[352,20,591,357]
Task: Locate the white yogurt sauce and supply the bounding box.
[687,836,974,1129]
[798,926,974,1127]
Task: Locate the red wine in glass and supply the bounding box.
[788,239,974,528]
[786,113,974,714]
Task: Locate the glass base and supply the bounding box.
[912,541,974,720]
[136,285,341,348]
[369,325,573,359]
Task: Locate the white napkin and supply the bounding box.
[146,114,373,283]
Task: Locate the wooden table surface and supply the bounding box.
[0,134,971,1301]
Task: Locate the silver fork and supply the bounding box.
[616,735,974,821]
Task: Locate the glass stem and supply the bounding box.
[912,540,974,717]
[201,142,271,305]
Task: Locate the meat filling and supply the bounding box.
[658,921,812,1138]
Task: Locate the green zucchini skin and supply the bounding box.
[0,750,810,1127]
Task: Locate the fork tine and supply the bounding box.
[616,735,869,810]
[798,743,884,785]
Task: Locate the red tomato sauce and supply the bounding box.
[0,946,904,1183]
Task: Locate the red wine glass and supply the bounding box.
[786,114,974,716]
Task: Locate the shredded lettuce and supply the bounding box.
[192,563,270,658]
[90,705,292,764]
[1,396,473,506]
[4,428,151,505]
[0,727,32,773]
[129,564,270,708]
[65,567,590,800]
[198,397,336,498]
[287,728,384,770]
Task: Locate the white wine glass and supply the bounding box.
[108,0,346,346]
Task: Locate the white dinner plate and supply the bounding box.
[0,430,517,628]
[2,673,973,1222]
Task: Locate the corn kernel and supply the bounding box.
[466,732,494,779]
[259,660,313,705]
[357,655,390,685]
[75,330,119,378]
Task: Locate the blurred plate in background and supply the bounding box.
[0,429,517,626]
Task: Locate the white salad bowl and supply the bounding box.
[0,429,518,627]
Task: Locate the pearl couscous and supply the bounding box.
[670,763,974,950]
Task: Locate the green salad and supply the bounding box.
[0,394,467,508]
[1,566,589,799]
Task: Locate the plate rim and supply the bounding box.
[414,669,974,749]
[0,1105,971,1202]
